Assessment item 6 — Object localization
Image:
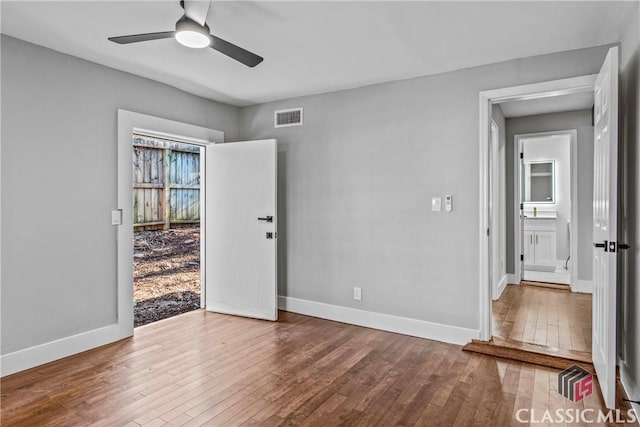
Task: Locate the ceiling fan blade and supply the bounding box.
[210,35,263,67]
[108,31,175,45]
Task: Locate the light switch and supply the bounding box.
[431,197,442,212]
[111,209,123,226]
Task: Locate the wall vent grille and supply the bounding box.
[275,108,303,128]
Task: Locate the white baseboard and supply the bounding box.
[507,274,519,285]
[523,270,571,285]
[278,296,479,346]
[571,280,593,294]
[619,360,640,415]
[0,324,126,377]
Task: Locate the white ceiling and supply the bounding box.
[499,91,595,118]
[1,1,637,107]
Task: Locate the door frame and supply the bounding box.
[477,75,596,340]
[514,129,578,287]
[117,110,223,336]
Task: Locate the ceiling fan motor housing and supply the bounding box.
[175,16,211,48]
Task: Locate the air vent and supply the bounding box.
[274,108,303,128]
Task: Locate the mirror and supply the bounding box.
[523,160,555,203]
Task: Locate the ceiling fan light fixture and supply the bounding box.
[175,17,211,49]
[175,30,210,48]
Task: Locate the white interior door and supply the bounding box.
[519,144,525,280]
[205,139,277,321]
[592,47,618,409]
[490,121,500,299]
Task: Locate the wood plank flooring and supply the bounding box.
[1,310,634,426]
[493,284,592,353]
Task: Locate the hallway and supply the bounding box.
[492,283,592,353]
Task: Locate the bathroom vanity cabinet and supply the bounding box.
[523,218,557,271]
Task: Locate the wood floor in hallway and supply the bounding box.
[493,283,592,353]
[2,309,634,426]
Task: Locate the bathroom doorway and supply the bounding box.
[516,131,574,286]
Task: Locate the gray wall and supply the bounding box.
[504,110,594,280]
[238,44,612,330]
[619,5,640,408]
[0,35,239,354]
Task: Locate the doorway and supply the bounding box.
[489,98,594,357]
[132,133,204,327]
[477,74,597,342]
[117,111,279,337]
[117,110,224,337]
[516,131,575,286]
[477,47,621,409]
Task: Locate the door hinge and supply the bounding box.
[520,203,523,210]
[487,228,490,236]
[520,254,524,261]
[520,152,524,159]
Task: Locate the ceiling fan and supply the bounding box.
[108,1,263,68]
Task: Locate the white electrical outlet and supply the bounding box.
[353,287,362,301]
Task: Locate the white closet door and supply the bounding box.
[205,139,278,321]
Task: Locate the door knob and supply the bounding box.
[258,216,273,223]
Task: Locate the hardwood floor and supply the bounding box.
[493,283,592,353]
[2,309,635,426]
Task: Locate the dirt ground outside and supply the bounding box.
[134,226,201,327]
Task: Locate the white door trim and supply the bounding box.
[514,130,578,289]
[117,110,223,336]
[478,74,596,341]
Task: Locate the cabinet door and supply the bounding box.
[523,230,536,266]
[534,231,556,268]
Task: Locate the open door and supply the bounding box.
[592,47,618,409]
[518,141,525,281]
[205,139,277,321]
[490,120,498,299]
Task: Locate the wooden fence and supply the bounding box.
[132,135,200,229]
